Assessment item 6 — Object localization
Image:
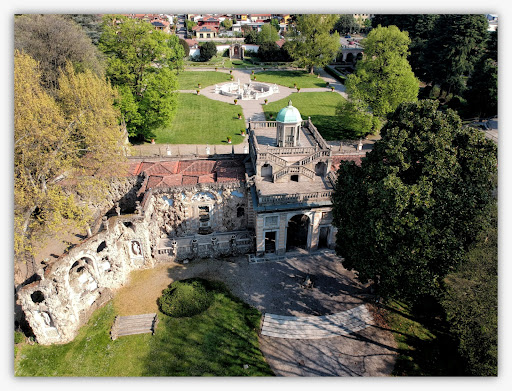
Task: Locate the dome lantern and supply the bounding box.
[275,100,302,147]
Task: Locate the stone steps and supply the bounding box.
[111,313,158,340]
[260,304,371,339]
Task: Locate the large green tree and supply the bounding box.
[199,41,217,62]
[442,202,497,376]
[464,57,498,118]
[346,25,419,118]
[331,100,497,301]
[333,14,359,34]
[14,51,126,273]
[99,15,184,139]
[423,14,489,94]
[371,14,439,82]
[256,23,280,44]
[287,14,340,74]
[14,14,105,92]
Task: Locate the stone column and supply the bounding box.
[255,215,265,255]
[308,212,321,250]
[277,214,288,255]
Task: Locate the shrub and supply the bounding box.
[178,38,190,57]
[15,331,25,344]
[199,42,217,62]
[158,279,214,318]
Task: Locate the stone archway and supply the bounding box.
[286,214,310,251]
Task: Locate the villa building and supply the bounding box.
[17,101,365,345]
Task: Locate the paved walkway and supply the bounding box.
[261,304,372,339]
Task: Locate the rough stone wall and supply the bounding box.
[146,184,249,240]
[17,215,153,345]
[17,180,251,345]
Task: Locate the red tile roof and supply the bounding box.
[276,38,286,48]
[331,155,364,171]
[185,39,199,47]
[182,175,199,185]
[138,159,245,191]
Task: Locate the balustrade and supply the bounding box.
[258,190,333,206]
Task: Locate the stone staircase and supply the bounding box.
[260,304,371,339]
[111,313,158,340]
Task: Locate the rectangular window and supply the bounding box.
[265,216,278,227]
[198,206,210,227]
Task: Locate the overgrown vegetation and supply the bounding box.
[15,280,273,376]
[14,51,126,270]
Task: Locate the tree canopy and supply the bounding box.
[199,41,217,62]
[287,14,340,73]
[423,15,489,95]
[333,14,359,34]
[14,51,126,261]
[464,57,497,118]
[442,202,497,376]
[98,15,184,139]
[335,100,381,139]
[345,25,419,118]
[331,100,497,302]
[256,23,280,44]
[14,14,105,92]
[371,14,440,82]
[64,14,104,45]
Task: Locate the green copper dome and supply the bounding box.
[276,100,302,123]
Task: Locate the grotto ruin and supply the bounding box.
[17,101,366,345]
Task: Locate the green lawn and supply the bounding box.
[153,93,246,144]
[254,70,328,88]
[177,71,231,90]
[263,91,345,140]
[15,281,273,377]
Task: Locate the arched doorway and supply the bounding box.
[315,161,326,176]
[286,214,310,251]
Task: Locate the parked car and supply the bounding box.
[345,34,351,38]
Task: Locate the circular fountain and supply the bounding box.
[215,79,279,100]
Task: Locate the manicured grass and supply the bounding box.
[177,71,231,90]
[153,93,246,144]
[15,280,273,377]
[381,300,465,376]
[263,92,345,140]
[254,70,327,88]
